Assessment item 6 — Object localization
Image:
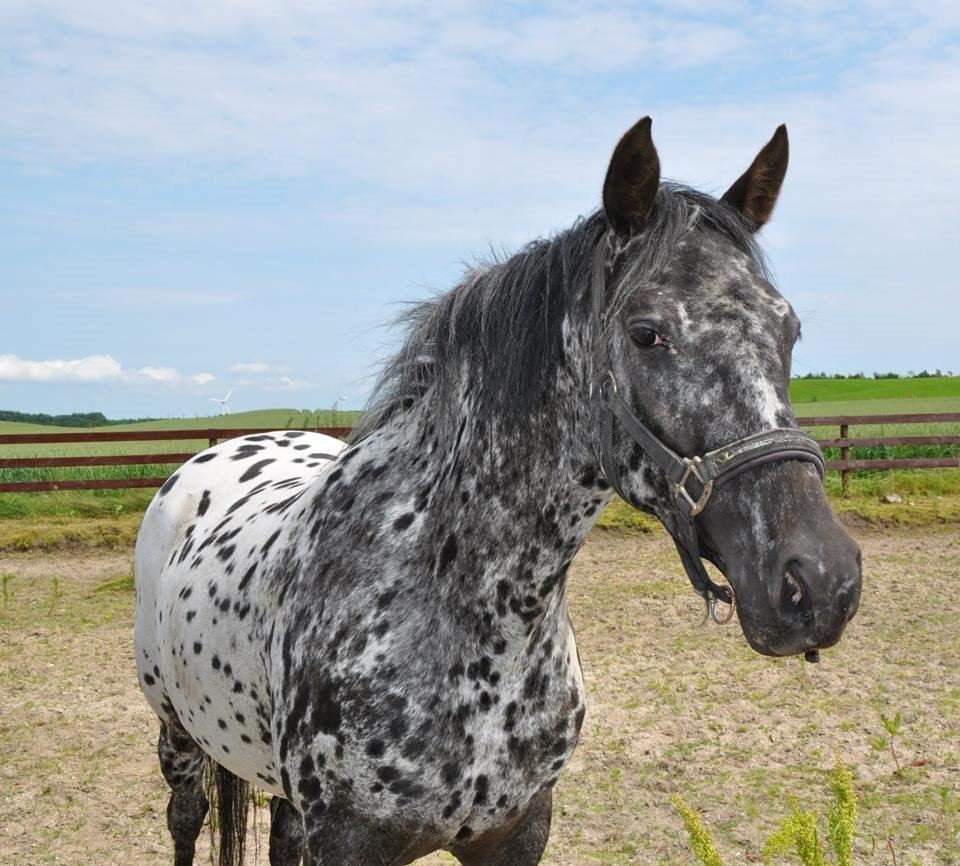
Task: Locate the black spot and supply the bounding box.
[261,529,282,558]
[143,673,155,686]
[239,459,275,483]
[197,490,211,516]
[473,775,489,805]
[393,513,415,532]
[366,740,385,758]
[376,765,400,783]
[438,532,458,575]
[212,655,221,670]
[441,762,460,785]
[193,642,202,655]
[238,563,256,591]
[194,452,217,464]
[159,474,179,496]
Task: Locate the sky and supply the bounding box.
[1,1,958,418]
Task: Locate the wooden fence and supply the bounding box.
[0,427,351,493]
[800,412,960,496]
[1,415,958,496]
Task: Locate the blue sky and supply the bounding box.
[2,1,958,418]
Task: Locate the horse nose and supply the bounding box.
[774,534,862,638]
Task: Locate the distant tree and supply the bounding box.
[0,410,157,427]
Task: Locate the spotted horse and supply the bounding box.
[135,117,862,866]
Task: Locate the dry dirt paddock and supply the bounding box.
[1,528,957,866]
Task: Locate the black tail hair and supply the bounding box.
[204,759,250,866]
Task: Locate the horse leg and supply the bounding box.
[452,788,553,866]
[270,796,305,865]
[157,719,209,866]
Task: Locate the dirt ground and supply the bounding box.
[1,528,957,866]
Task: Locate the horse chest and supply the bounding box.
[275,601,587,835]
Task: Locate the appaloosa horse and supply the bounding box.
[135,117,862,866]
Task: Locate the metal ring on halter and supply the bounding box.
[675,457,714,517]
[702,585,736,625]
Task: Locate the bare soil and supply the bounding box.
[1,529,957,865]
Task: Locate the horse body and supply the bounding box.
[136,117,862,865]
[137,402,601,860]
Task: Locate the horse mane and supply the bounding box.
[349,184,767,443]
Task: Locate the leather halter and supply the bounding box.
[590,232,826,618]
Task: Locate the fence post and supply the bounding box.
[208,435,218,449]
[839,423,850,499]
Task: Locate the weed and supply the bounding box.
[49,575,62,612]
[675,761,859,866]
[1,572,13,606]
[880,711,903,773]
[671,794,724,866]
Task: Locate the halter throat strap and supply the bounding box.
[590,232,826,608]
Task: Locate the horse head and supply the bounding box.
[596,117,862,657]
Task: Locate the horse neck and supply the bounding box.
[386,311,609,636]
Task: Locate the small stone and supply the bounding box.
[880,493,902,504]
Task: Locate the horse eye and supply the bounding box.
[630,323,665,348]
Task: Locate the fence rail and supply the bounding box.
[0,417,957,496]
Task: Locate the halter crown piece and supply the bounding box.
[590,232,826,624]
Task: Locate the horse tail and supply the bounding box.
[205,759,251,866]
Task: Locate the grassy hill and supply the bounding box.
[0,408,361,436]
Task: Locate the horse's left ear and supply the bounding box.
[721,124,789,230]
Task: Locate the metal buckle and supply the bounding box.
[701,585,737,625]
[675,457,714,516]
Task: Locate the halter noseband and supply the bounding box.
[590,232,826,621]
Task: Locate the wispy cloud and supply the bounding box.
[0,353,123,383]
[0,353,212,387]
[228,362,279,375]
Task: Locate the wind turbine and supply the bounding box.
[210,388,234,416]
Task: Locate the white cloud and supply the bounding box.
[0,353,123,382]
[136,366,179,383]
[229,362,277,374]
[190,372,216,385]
[0,353,189,386]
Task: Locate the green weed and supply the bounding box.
[881,712,904,773]
[675,761,859,866]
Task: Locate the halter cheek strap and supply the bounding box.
[590,233,826,616]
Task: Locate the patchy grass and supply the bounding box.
[595,484,960,537]
[1,532,956,865]
[0,513,143,553]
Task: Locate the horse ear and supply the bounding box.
[602,116,661,237]
[721,124,789,230]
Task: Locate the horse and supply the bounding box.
[134,116,862,866]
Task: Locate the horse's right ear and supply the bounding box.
[602,116,661,238]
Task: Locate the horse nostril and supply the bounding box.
[785,569,804,605]
[780,565,813,622]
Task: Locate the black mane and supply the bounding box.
[350,184,766,442]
